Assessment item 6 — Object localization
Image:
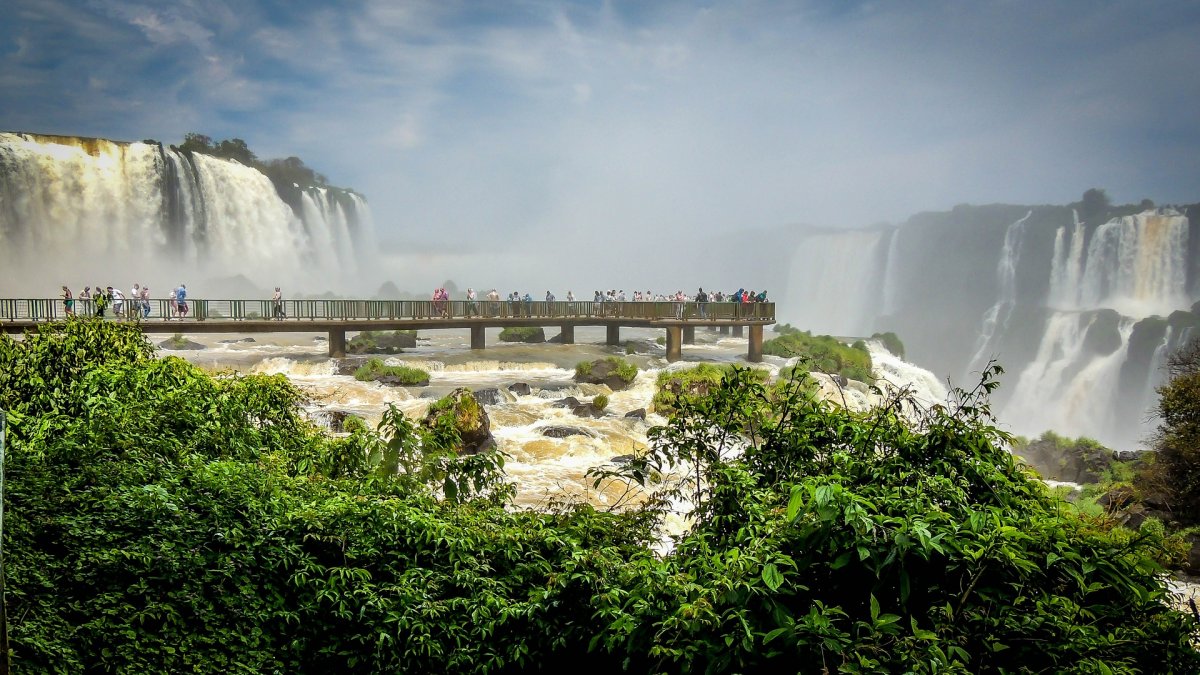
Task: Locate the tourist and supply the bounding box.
[93,286,107,318]
[129,283,141,320]
[111,287,124,319]
[62,286,74,316]
[487,288,500,316]
[675,290,685,319]
[140,285,151,318]
[523,292,533,317]
[696,287,708,319]
[566,290,575,315]
[273,287,285,319]
[175,283,188,318]
[167,287,177,320]
[466,288,478,317]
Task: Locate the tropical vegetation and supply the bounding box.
[0,320,1195,673]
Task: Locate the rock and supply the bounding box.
[421,388,496,455]
[498,327,546,343]
[541,426,595,439]
[474,387,515,405]
[316,409,358,434]
[218,337,256,344]
[347,330,416,354]
[508,382,533,396]
[1016,436,1115,484]
[158,337,206,350]
[610,454,637,465]
[624,408,647,420]
[572,403,606,419]
[547,331,565,344]
[552,396,582,409]
[574,357,636,391]
[375,373,431,387]
[314,336,327,342]
[336,357,369,376]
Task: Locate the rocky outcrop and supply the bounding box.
[624,408,647,420]
[159,336,205,350]
[1015,436,1114,484]
[498,327,545,343]
[508,382,532,396]
[540,426,595,439]
[574,357,637,391]
[421,388,496,455]
[348,330,416,354]
[474,388,516,405]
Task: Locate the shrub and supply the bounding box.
[593,394,609,411]
[652,363,768,414]
[870,331,906,359]
[762,330,873,383]
[353,358,430,384]
[1136,337,1200,526]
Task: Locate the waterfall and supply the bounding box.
[964,211,1031,376]
[0,132,374,294]
[784,228,889,336]
[1052,210,1189,317]
[880,227,902,317]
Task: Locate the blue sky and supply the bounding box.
[4,0,1200,262]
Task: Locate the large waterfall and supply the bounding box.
[0,132,374,295]
[781,203,1200,451]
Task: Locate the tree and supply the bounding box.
[214,138,257,166]
[178,132,213,154]
[1080,187,1111,225]
[1138,338,1200,525]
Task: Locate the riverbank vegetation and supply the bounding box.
[0,320,1195,672]
[652,363,769,414]
[352,357,430,385]
[762,330,874,383]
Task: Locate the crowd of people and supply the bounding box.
[59,283,190,320]
[452,286,769,319]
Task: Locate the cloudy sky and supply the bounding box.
[3,0,1199,288]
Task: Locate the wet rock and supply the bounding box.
[348,330,416,354]
[336,357,368,376]
[499,327,546,343]
[219,337,256,344]
[1016,437,1115,484]
[610,454,637,465]
[624,408,647,420]
[158,337,206,350]
[376,373,431,387]
[474,388,515,405]
[314,336,327,342]
[421,388,496,455]
[316,409,360,434]
[572,402,606,419]
[552,396,582,409]
[574,357,637,391]
[541,426,595,439]
[508,382,533,396]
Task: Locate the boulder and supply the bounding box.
[624,408,647,420]
[610,454,637,465]
[574,358,636,391]
[376,373,431,387]
[316,409,359,434]
[421,388,496,455]
[336,357,370,376]
[218,337,256,344]
[1016,436,1115,484]
[552,396,582,409]
[498,327,546,343]
[348,330,416,354]
[508,382,533,396]
[474,387,516,405]
[541,426,595,439]
[572,402,606,419]
[159,336,206,350]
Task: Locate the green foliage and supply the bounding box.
[352,358,429,385]
[574,357,638,385]
[498,326,545,343]
[652,363,768,414]
[1137,338,1200,526]
[763,330,874,383]
[870,331,906,359]
[3,321,1197,673]
[593,364,1200,673]
[773,322,802,335]
[593,394,609,411]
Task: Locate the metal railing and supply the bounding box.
[0,299,774,323]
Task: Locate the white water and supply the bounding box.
[784,228,888,335]
[965,211,1031,377]
[0,133,373,294]
[1049,210,1189,318]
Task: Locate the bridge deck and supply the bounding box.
[1,298,775,362]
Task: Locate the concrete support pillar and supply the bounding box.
[559,324,575,344]
[733,325,744,338]
[682,326,695,344]
[471,325,486,350]
[747,324,764,363]
[719,325,729,335]
[665,326,682,362]
[328,330,346,358]
[606,325,620,345]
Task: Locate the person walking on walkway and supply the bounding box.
[273,287,285,319]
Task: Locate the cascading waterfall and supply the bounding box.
[964,211,1031,376]
[784,228,889,336]
[0,132,374,294]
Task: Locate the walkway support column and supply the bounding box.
[682,326,695,344]
[666,326,682,362]
[607,325,620,346]
[471,325,485,350]
[719,325,729,335]
[747,324,763,363]
[733,325,744,338]
[559,325,575,344]
[328,330,346,358]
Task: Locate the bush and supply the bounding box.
[870,331,906,359]
[652,363,768,414]
[353,358,430,385]
[762,330,874,383]
[574,357,638,386]
[1136,338,1200,526]
[593,394,609,411]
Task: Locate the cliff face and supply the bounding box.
[778,201,1200,450]
[0,132,375,294]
